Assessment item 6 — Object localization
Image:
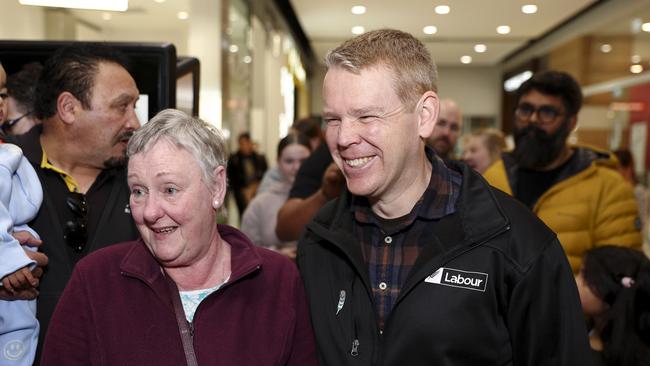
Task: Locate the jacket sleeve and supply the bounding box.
[240,199,263,247]
[40,265,93,365]
[507,238,593,366]
[593,171,641,249]
[285,271,319,366]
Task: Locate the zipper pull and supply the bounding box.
[187,321,195,338]
[336,290,346,315]
[350,339,359,357]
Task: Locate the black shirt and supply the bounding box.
[515,152,578,208]
[289,142,333,199]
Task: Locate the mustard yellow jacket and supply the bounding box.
[483,146,641,272]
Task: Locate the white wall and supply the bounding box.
[437,65,502,127]
[0,3,45,39]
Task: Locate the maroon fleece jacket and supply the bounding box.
[41,225,318,366]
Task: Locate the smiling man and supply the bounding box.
[6,44,141,361]
[483,71,641,273]
[297,29,592,366]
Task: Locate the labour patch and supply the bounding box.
[425,267,488,292]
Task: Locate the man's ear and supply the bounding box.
[568,114,578,132]
[416,91,439,139]
[57,92,80,125]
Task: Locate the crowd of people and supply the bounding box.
[0,28,648,366]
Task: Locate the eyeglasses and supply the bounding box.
[2,112,31,133]
[63,192,88,253]
[515,102,565,124]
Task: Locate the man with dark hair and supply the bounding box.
[227,132,268,217]
[484,70,641,273]
[4,62,42,135]
[299,30,591,365]
[6,43,140,359]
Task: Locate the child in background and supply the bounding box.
[0,62,43,366]
[575,246,650,366]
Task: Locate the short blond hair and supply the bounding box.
[463,128,506,162]
[325,29,437,110]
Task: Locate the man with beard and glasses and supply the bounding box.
[426,98,462,161]
[484,70,641,273]
[5,44,141,361]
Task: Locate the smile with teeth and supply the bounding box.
[345,156,373,167]
[153,226,176,234]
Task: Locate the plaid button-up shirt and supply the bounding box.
[352,149,461,330]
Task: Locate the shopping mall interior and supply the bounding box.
[2,0,650,223]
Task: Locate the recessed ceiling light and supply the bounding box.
[243,55,252,64]
[631,54,642,63]
[521,4,537,14]
[229,45,239,53]
[177,11,189,20]
[496,25,511,34]
[351,5,366,15]
[630,64,643,74]
[352,26,365,35]
[435,5,450,14]
[102,12,111,20]
[423,26,438,35]
[600,44,612,53]
[642,22,650,32]
[474,44,487,53]
[460,55,472,64]
[154,0,165,3]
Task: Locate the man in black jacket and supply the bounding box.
[6,44,141,361]
[297,28,592,366]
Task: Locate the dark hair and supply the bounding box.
[277,132,311,158]
[292,116,322,141]
[238,132,251,141]
[34,43,131,120]
[582,246,650,366]
[7,62,43,115]
[614,149,633,169]
[516,70,583,116]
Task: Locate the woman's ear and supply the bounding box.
[211,166,227,210]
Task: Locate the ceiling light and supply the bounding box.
[101,12,111,20]
[154,0,165,2]
[600,44,612,53]
[229,45,239,53]
[423,26,438,35]
[521,4,537,14]
[19,0,127,11]
[631,55,642,64]
[177,11,189,20]
[352,26,365,35]
[496,25,511,34]
[351,5,366,15]
[460,55,472,64]
[243,56,252,64]
[643,22,650,32]
[630,64,643,74]
[435,5,450,14]
[474,44,487,53]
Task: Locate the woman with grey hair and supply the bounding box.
[41,109,318,366]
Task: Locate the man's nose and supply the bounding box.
[337,118,362,146]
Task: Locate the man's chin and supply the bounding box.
[103,155,127,169]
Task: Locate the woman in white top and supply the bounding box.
[241,132,311,259]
